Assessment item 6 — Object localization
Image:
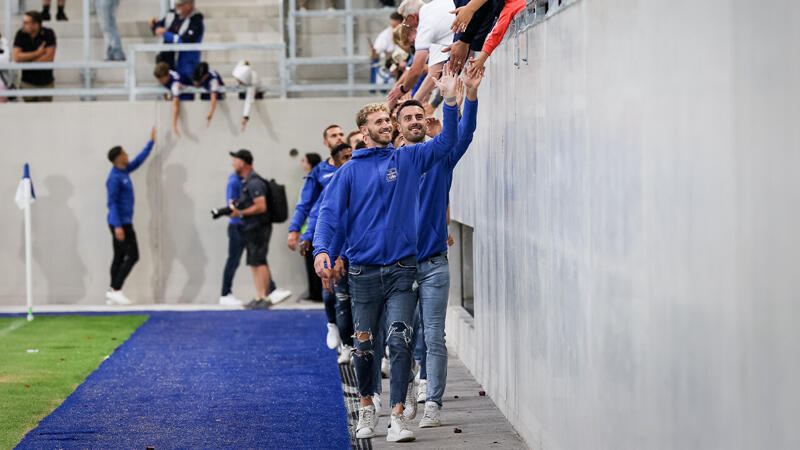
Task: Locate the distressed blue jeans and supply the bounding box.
[333,267,354,346]
[349,255,418,406]
[97,0,125,60]
[416,252,450,406]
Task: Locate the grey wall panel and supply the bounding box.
[448,0,800,448]
[0,97,374,305]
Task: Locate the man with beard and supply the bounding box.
[313,63,461,443]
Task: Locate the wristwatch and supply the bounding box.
[399,85,408,94]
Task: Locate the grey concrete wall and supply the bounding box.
[446,0,800,449]
[0,97,374,305]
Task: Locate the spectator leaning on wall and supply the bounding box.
[154,62,193,137]
[232,61,259,132]
[149,0,204,79]
[13,11,56,103]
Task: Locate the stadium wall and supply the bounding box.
[0,98,372,306]
[446,0,800,448]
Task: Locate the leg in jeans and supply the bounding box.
[417,254,450,406]
[97,0,125,60]
[322,287,337,324]
[349,263,384,401]
[221,223,246,296]
[414,307,427,380]
[384,255,419,408]
[110,224,139,290]
[334,267,353,346]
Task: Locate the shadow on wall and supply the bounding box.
[19,175,88,304]
[161,164,208,303]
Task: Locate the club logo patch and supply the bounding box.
[386,168,398,182]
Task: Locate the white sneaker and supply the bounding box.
[403,380,418,420]
[267,288,291,305]
[418,401,441,428]
[417,379,427,403]
[381,356,390,378]
[219,294,243,306]
[106,290,132,305]
[326,323,342,349]
[387,411,415,442]
[356,404,378,439]
[337,344,352,364]
[373,393,382,416]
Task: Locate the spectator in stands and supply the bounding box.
[298,0,335,12]
[298,153,323,302]
[443,0,503,73]
[347,130,364,149]
[13,11,56,102]
[232,60,258,132]
[40,0,67,21]
[154,62,192,137]
[371,12,403,62]
[466,0,525,73]
[97,0,125,61]
[105,127,157,305]
[192,62,225,127]
[388,24,413,79]
[149,0,204,79]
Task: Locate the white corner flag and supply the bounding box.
[16,163,35,321]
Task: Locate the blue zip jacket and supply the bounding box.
[417,98,478,261]
[288,159,337,232]
[227,173,242,225]
[313,103,459,265]
[106,140,153,227]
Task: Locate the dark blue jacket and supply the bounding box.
[106,141,153,227]
[417,99,478,261]
[288,159,337,232]
[313,104,459,265]
[227,173,242,225]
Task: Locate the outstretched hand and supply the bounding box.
[463,62,486,93]
[150,126,157,143]
[449,6,475,33]
[431,62,459,101]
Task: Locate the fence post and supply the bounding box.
[128,49,136,101]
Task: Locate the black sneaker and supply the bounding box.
[56,10,68,21]
[245,298,273,310]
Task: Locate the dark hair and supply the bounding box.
[24,11,42,25]
[192,62,209,82]
[305,152,322,168]
[355,141,367,149]
[323,124,341,139]
[331,143,351,158]
[396,99,425,121]
[107,146,123,163]
[390,12,403,21]
[153,62,171,78]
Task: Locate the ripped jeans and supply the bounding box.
[349,255,418,407]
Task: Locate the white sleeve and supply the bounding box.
[373,27,394,55]
[171,82,182,98]
[415,6,435,50]
[243,85,255,117]
[210,78,220,93]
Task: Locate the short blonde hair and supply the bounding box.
[392,24,413,49]
[356,103,390,128]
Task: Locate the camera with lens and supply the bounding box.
[211,200,240,220]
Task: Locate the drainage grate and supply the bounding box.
[338,361,373,450]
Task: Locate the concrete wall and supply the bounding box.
[0,97,375,305]
[446,0,800,449]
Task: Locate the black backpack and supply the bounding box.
[261,176,288,223]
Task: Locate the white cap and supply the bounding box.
[232,60,256,86]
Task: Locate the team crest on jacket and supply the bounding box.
[386,168,398,182]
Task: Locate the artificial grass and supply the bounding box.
[0,315,147,449]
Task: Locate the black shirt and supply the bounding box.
[239,170,269,229]
[13,27,57,85]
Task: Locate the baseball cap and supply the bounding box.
[229,149,253,165]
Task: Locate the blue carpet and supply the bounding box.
[15,310,351,449]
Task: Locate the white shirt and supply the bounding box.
[373,26,396,57]
[415,0,455,66]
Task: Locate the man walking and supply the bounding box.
[313,64,461,443]
[106,127,156,305]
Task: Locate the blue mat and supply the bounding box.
[15,310,351,449]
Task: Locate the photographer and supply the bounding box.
[228,149,274,309]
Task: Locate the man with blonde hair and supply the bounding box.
[313,64,461,443]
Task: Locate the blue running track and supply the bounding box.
[15,310,351,449]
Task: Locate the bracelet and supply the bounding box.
[445,96,457,104]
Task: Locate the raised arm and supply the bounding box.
[447,66,484,168]
[126,129,156,172]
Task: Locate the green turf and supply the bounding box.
[0,315,147,449]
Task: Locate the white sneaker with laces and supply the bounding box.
[106,290,132,305]
[326,323,341,349]
[403,380,418,420]
[373,393,382,416]
[417,379,427,403]
[337,344,352,364]
[267,288,291,305]
[219,294,243,306]
[356,404,378,439]
[387,411,416,442]
[418,401,441,428]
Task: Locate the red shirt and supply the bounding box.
[481,0,526,56]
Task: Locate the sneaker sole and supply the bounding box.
[418,421,441,428]
[387,435,416,442]
[356,429,377,439]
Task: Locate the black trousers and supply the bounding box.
[304,244,323,301]
[109,224,139,290]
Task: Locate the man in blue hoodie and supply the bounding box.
[395,66,484,428]
[313,63,461,443]
[105,126,156,306]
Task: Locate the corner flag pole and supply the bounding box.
[15,164,35,321]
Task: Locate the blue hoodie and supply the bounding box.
[313,103,459,265]
[106,141,153,227]
[288,159,337,232]
[417,98,478,260]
